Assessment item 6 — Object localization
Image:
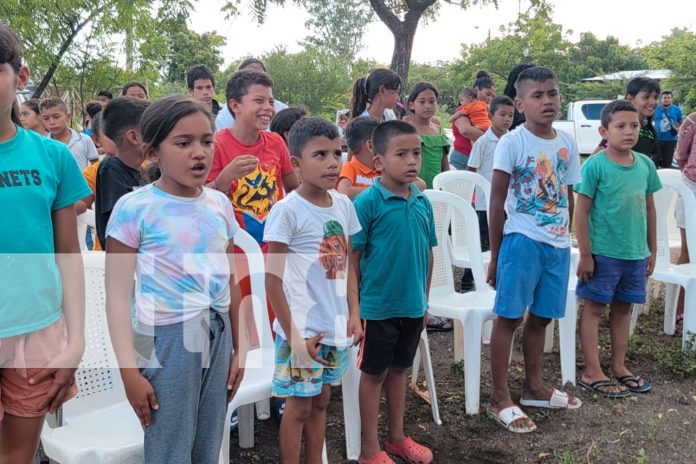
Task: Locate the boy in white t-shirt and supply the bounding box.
[264,117,362,463]
[487,67,583,434]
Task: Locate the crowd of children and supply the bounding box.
[1,19,690,464]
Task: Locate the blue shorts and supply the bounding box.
[272,336,349,398]
[493,233,570,320]
[449,149,470,170]
[576,255,648,305]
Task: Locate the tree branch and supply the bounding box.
[368,0,402,33]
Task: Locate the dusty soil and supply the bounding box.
[229,289,696,464]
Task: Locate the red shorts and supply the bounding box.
[0,317,78,420]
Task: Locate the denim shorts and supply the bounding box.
[449,149,470,170]
[576,255,648,305]
[493,233,570,320]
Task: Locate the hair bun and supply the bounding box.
[476,70,490,79]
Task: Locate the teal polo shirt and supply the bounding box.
[352,178,437,320]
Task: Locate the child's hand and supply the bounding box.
[122,369,158,427]
[227,352,245,402]
[576,255,595,283]
[221,155,259,180]
[646,253,656,277]
[28,344,83,413]
[347,316,363,346]
[291,333,327,368]
[486,259,497,289]
[449,111,465,123]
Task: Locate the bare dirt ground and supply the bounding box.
[229,289,696,464]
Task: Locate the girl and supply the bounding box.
[450,71,496,169]
[105,95,244,463]
[0,24,89,462]
[349,68,401,121]
[19,98,48,136]
[121,81,148,100]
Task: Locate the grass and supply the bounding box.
[628,331,696,378]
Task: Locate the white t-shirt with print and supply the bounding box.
[468,127,500,211]
[492,125,581,248]
[263,190,361,347]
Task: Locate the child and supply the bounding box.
[407,82,450,189]
[39,97,99,169]
[206,70,299,247]
[187,64,221,116]
[350,120,436,464]
[575,100,661,398]
[452,88,491,134]
[121,81,148,100]
[459,96,515,292]
[675,115,696,325]
[83,100,102,136]
[105,95,244,464]
[487,66,582,434]
[95,96,150,248]
[19,98,48,136]
[336,116,381,199]
[96,89,113,106]
[264,117,362,464]
[269,106,308,145]
[0,24,90,462]
[349,68,401,122]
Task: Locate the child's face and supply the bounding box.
[19,106,43,131]
[409,89,437,120]
[149,111,214,197]
[477,87,496,104]
[627,90,658,120]
[491,105,514,133]
[459,95,474,106]
[292,136,342,191]
[124,86,147,100]
[374,133,421,186]
[230,84,275,131]
[96,95,110,106]
[40,107,70,134]
[599,111,640,153]
[190,79,215,107]
[516,79,560,127]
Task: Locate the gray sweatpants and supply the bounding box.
[135,311,232,464]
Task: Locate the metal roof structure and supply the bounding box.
[582,69,672,82]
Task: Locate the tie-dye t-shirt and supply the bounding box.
[493,125,581,248]
[207,130,293,244]
[106,184,238,326]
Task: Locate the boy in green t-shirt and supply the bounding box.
[575,100,662,398]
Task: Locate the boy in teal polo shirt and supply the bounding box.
[349,120,436,464]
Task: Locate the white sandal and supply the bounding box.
[519,388,582,410]
[495,405,537,433]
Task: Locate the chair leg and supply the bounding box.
[463,318,484,415]
[255,399,271,420]
[342,347,361,461]
[682,284,696,352]
[322,441,329,464]
[410,346,422,389]
[664,283,680,336]
[558,296,577,386]
[629,304,641,336]
[418,330,442,425]
[543,320,555,353]
[238,403,255,449]
[482,320,493,345]
[454,319,464,362]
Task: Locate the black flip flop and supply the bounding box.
[617,375,652,393]
[578,379,631,399]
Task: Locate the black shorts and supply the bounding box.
[358,317,424,375]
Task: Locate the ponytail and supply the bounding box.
[11,101,21,127]
[473,70,494,90]
[349,77,369,119]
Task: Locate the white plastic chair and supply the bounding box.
[424,190,497,415]
[77,208,95,251]
[630,170,696,350]
[41,251,145,464]
[409,330,443,425]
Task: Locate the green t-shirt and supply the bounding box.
[0,126,91,337]
[352,179,438,320]
[575,151,661,260]
[418,128,450,189]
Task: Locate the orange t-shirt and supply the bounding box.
[207,129,293,244]
[82,159,100,193]
[337,157,379,188]
[462,100,492,132]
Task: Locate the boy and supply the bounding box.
[187,64,221,117]
[39,97,99,169]
[336,116,381,199]
[96,89,113,106]
[95,97,150,248]
[206,70,299,247]
[460,96,514,292]
[265,117,362,464]
[350,120,436,464]
[575,100,660,397]
[487,67,582,434]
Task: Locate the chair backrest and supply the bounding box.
[433,171,491,256]
[63,251,127,418]
[233,229,274,361]
[656,170,696,264]
[425,190,488,297]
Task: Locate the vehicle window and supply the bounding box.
[581,103,606,120]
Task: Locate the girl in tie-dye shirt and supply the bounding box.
[105,95,244,463]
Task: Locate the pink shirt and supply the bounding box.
[676,124,696,183]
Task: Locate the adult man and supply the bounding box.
[654,90,684,168]
[186,64,221,116]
